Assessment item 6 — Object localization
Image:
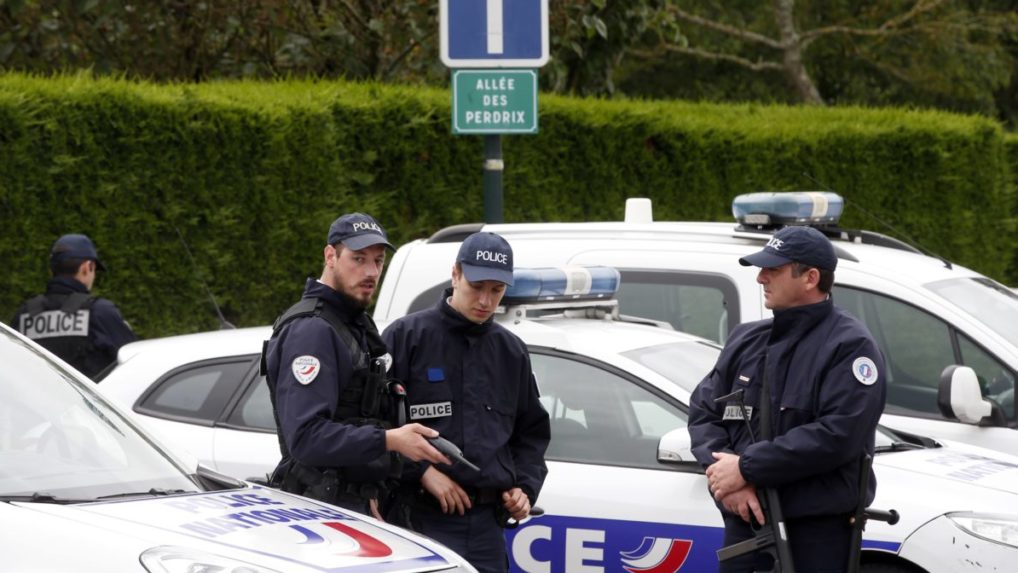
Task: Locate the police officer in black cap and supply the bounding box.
[688,225,887,572]
[11,234,136,380]
[262,212,449,518]
[383,231,550,573]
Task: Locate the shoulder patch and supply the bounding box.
[852,357,879,386]
[292,355,321,385]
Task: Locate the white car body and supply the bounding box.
[99,299,1018,572]
[0,322,475,573]
[372,208,1018,456]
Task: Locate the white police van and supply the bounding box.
[374,193,1018,457]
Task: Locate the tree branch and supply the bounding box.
[800,0,945,45]
[662,44,783,71]
[670,7,784,50]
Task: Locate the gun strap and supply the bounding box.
[760,353,773,441]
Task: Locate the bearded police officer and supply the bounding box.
[383,232,551,573]
[262,212,449,519]
[11,234,136,380]
[688,225,887,572]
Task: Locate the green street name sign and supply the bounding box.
[452,69,538,134]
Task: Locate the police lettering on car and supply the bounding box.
[11,233,136,380]
[688,225,887,572]
[260,212,449,519]
[383,232,551,573]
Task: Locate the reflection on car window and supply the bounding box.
[137,360,252,425]
[835,285,1016,421]
[622,341,721,394]
[0,328,195,499]
[617,270,739,344]
[531,351,686,470]
[226,375,277,431]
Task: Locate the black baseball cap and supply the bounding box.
[456,232,514,285]
[739,226,838,271]
[327,212,394,251]
[50,234,107,271]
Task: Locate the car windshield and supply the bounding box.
[926,277,1018,343]
[621,340,722,394]
[0,327,197,500]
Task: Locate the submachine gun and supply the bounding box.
[713,388,795,573]
[712,389,900,573]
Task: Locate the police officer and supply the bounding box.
[262,212,449,519]
[383,232,551,573]
[688,225,886,573]
[11,234,136,380]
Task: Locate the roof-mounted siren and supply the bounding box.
[732,191,844,230]
[503,266,621,305]
[624,198,653,223]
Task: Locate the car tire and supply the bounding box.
[861,562,920,573]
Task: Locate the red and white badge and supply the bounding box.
[852,356,879,386]
[292,355,321,385]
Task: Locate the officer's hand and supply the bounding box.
[421,466,471,516]
[720,485,765,525]
[706,451,747,500]
[384,424,451,465]
[501,487,530,521]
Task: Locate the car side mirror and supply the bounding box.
[657,427,704,473]
[938,365,1004,425]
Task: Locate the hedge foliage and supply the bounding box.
[0,74,1013,338]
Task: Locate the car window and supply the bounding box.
[135,359,254,426]
[530,351,686,470]
[834,285,1016,421]
[224,375,277,431]
[617,270,739,344]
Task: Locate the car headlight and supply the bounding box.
[948,512,1018,548]
[140,546,283,573]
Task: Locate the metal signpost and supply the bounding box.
[440,0,549,223]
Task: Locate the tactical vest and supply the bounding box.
[17,293,100,378]
[260,297,404,496]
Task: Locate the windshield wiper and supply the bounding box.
[874,441,924,453]
[95,488,192,500]
[0,492,91,505]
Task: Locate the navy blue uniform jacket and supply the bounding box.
[688,298,886,519]
[265,279,385,468]
[383,290,551,504]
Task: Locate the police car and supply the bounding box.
[374,193,1018,457]
[0,321,477,572]
[99,268,1018,572]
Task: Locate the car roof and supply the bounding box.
[117,325,271,364]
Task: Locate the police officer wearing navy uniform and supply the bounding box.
[383,232,551,573]
[688,225,887,573]
[262,212,449,519]
[11,234,136,380]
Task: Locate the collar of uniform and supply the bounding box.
[46,276,89,295]
[769,297,833,343]
[437,287,493,335]
[302,277,366,321]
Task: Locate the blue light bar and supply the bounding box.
[503,266,621,304]
[732,191,844,227]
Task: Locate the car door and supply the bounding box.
[507,348,723,573]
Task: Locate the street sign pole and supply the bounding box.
[483,135,504,224]
[441,0,548,223]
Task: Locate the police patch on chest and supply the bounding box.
[409,401,453,420]
[723,405,753,421]
[291,355,321,385]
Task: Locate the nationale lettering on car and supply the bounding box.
[410,401,453,420]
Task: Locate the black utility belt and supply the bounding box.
[416,486,502,507]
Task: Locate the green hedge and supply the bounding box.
[0,74,1012,337]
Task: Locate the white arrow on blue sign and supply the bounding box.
[440,0,549,68]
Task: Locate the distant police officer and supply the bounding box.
[262,212,449,519]
[12,234,136,380]
[688,225,887,573]
[383,232,551,573]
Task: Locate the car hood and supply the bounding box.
[875,440,1018,496]
[1,486,464,572]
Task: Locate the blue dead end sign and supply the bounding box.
[440,0,549,68]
